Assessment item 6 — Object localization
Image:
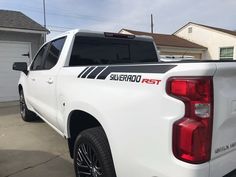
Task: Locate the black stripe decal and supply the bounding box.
[81,66,96,78]
[78,67,89,78]
[87,66,106,79]
[97,65,176,79]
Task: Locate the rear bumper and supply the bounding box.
[210,150,236,177]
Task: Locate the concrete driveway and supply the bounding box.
[0,102,75,177]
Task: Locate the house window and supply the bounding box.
[188,27,192,33]
[220,47,234,60]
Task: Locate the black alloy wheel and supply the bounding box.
[74,127,117,177]
[76,142,102,177]
[19,90,35,122]
[19,91,26,118]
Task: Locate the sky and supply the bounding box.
[1,0,236,39]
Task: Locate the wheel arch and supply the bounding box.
[67,109,107,158]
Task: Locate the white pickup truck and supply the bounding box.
[13,29,236,177]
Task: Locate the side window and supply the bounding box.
[44,37,66,70]
[69,36,158,66]
[30,44,48,70]
[69,37,130,66]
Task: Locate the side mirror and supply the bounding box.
[12,62,28,75]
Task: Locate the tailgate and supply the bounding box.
[210,62,236,177]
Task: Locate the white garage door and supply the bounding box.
[0,41,31,102]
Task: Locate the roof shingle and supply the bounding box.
[121,29,206,50]
[0,10,49,33]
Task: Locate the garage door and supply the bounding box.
[0,41,31,102]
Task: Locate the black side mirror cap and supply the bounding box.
[12,62,28,75]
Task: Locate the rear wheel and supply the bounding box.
[19,90,36,122]
[73,127,116,177]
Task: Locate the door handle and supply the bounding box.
[47,78,53,84]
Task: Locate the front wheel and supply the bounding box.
[73,127,116,177]
[19,90,36,122]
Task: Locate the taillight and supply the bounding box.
[166,77,213,164]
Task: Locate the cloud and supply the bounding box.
[2,0,235,38]
[61,0,236,34]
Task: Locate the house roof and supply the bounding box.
[0,10,49,33]
[174,22,236,37]
[120,29,206,50]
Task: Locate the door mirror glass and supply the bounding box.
[12,62,28,74]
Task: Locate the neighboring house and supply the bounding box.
[0,10,49,102]
[174,22,236,60]
[119,28,207,59]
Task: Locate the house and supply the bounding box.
[174,22,236,60]
[0,10,49,102]
[119,28,207,59]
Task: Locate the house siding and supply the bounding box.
[175,24,236,60]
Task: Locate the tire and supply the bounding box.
[73,127,117,177]
[19,90,36,122]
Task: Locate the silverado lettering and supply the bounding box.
[110,74,141,82]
